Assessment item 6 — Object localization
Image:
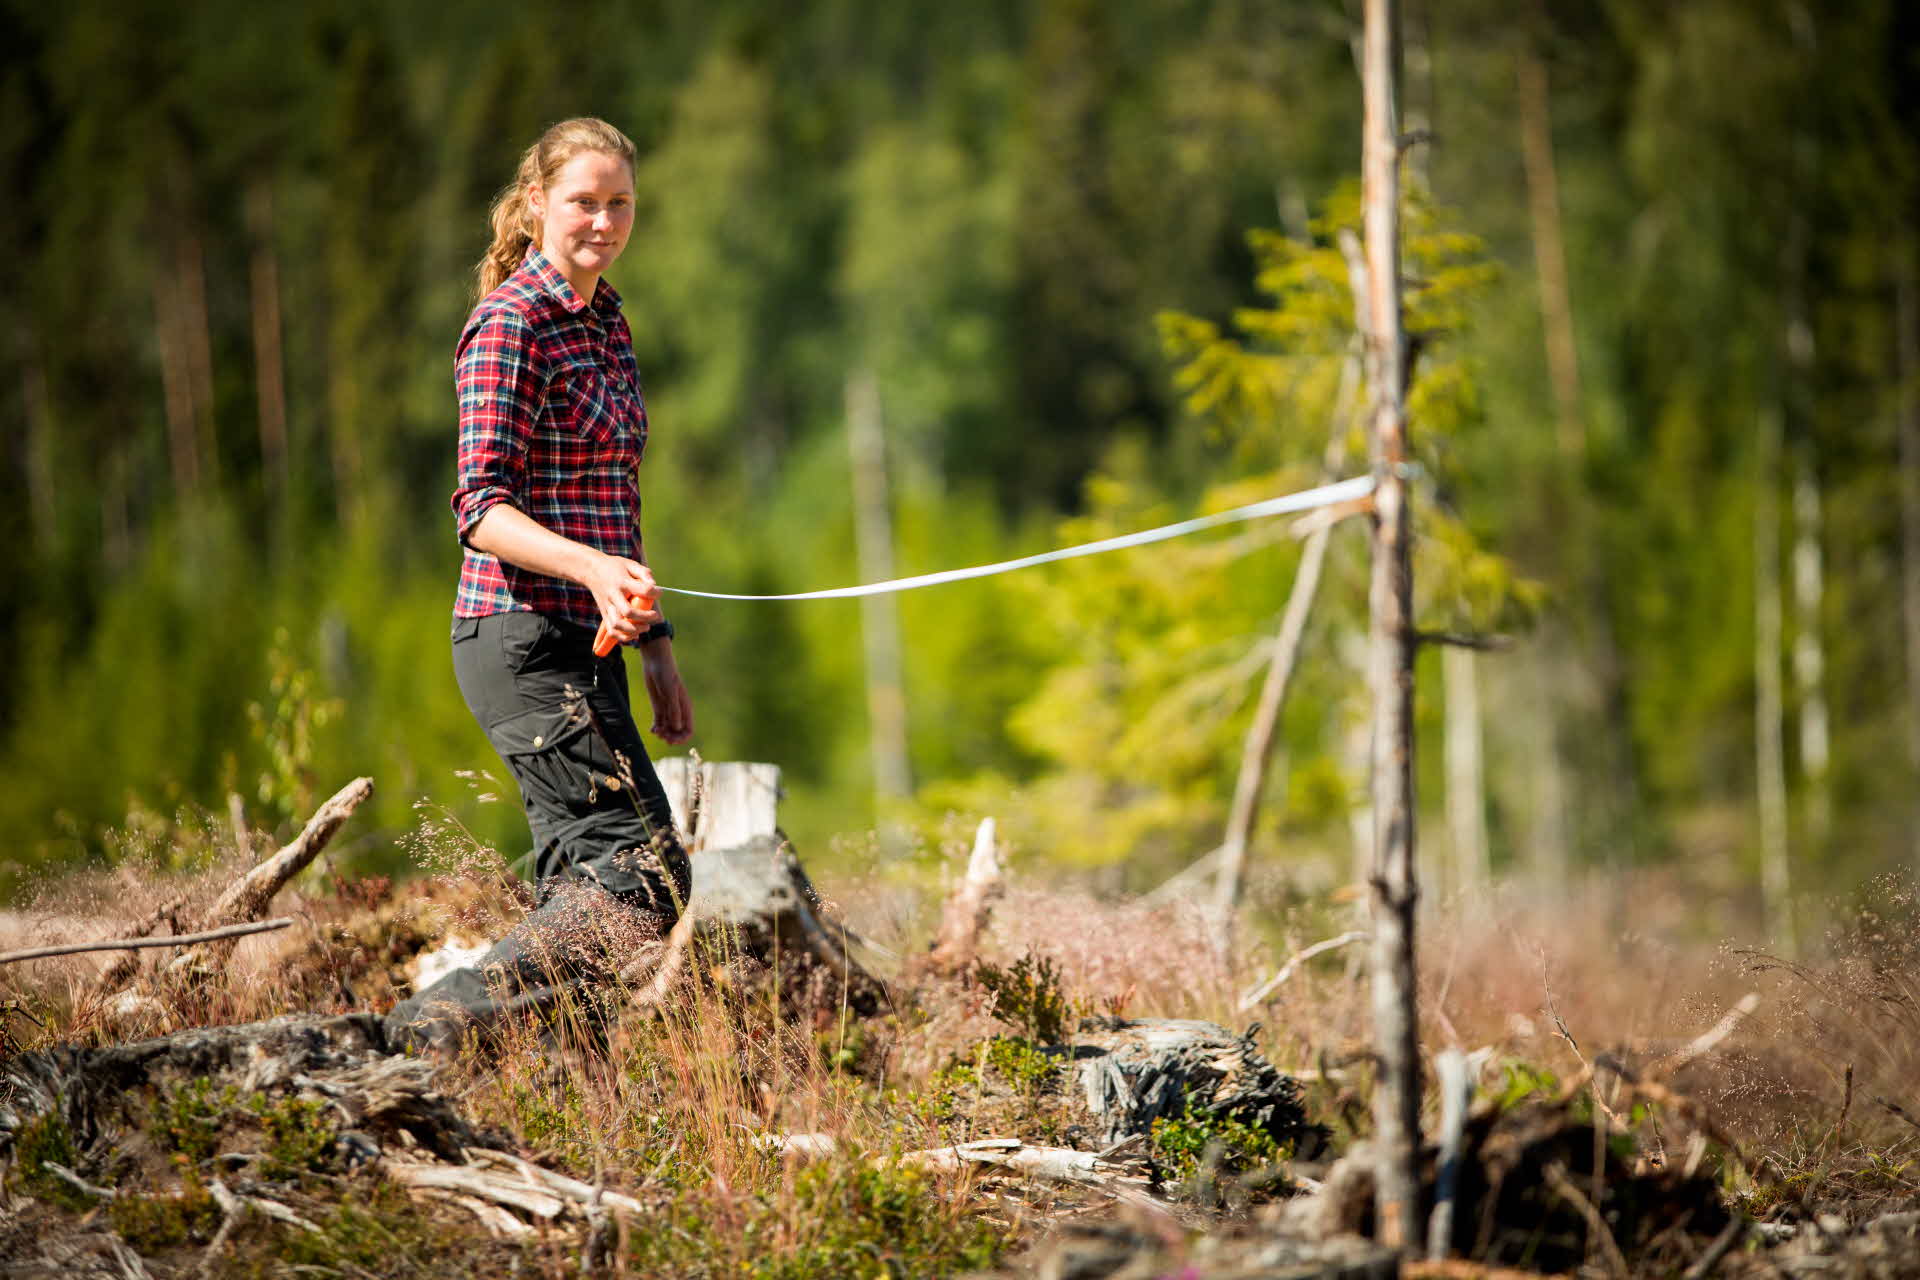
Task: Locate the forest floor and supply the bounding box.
[2,814,1918,1278]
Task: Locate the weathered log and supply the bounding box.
[0,1013,475,1161]
[754,1133,1174,1217]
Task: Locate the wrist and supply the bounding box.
[638,619,675,648]
[572,543,610,588]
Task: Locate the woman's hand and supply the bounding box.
[640,639,694,744]
[468,507,663,644]
[583,551,663,647]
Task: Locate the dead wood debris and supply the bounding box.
[0,918,293,968]
[88,776,374,1003]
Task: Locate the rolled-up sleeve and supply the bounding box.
[451,308,548,547]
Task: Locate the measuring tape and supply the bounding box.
[595,472,1373,652]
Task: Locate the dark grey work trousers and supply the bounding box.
[384,612,691,1053]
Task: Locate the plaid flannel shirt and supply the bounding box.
[451,249,649,628]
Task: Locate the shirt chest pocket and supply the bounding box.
[550,363,626,449]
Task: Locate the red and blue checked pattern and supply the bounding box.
[452,250,649,626]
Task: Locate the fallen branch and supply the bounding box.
[1681,1217,1749,1280]
[383,1161,566,1221]
[89,895,190,994]
[411,1187,535,1239]
[1237,931,1368,1011]
[42,1160,117,1201]
[466,1147,649,1215]
[209,777,374,924]
[1648,992,1759,1080]
[0,918,294,967]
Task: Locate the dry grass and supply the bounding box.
[4,810,1920,1274]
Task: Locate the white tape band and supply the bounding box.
[656,473,1375,603]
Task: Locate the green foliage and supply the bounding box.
[759,1160,1006,1280]
[943,189,1526,874]
[1149,1095,1288,1187]
[250,1093,338,1180]
[974,950,1069,1045]
[502,1074,591,1152]
[108,1173,221,1250]
[981,1035,1059,1095]
[247,629,343,827]
[151,1077,239,1165]
[10,1109,95,1212]
[1494,1060,1560,1112]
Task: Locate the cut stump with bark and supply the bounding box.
[684,832,889,1017]
[1067,1016,1319,1154]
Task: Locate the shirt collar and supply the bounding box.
[521,248,623,316]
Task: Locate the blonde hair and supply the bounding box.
[475,117,637,300]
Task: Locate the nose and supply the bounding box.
[592,210,613,232]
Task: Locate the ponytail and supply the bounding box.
[473,117,638,301]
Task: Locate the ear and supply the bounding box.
[526,182,546,224]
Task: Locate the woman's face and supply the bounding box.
[529,150,635,289]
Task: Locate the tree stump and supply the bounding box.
[1068,1016,1318,1154]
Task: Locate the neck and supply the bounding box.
[540,245,598,306]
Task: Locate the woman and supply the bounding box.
[388,118,693,1054]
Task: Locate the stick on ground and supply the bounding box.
[0,918,294,967]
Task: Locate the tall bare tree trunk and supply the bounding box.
[1762,1,1815,950]
[846,369,912,807]
[1791,447,1829,851]
[1523,641,1570,888]
[103,448,132,575]
[153,243,200,500]
[248,179,291,507]
[1755,405,1793,951]
[1361,0,1422,1250]
[1515,45,1582,463]
[1898,242,1920,866]
[1443,645,1489,892]
[18,331,56,553]
[1213,354,1361,918]
[1518,31,1643,873]
[177,219,219,491]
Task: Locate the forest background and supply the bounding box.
[2,0,1916,948]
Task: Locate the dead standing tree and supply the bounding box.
[1359,0,1423,1253]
